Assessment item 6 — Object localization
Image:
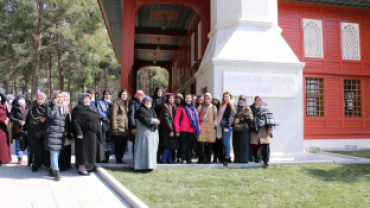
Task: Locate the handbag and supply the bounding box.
[13,124,23,134]
[64,133,75,146]
[19,132,28,151]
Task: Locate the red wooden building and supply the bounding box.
[99,0,370,150]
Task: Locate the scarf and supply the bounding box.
[160,103,173,124]
[237,94,247,107]
[217,104,227,126]
[79,93,91,104]
[184,103,201,136]
[72,103,102,141]
[30,102,46,138]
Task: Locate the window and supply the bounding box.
[342,23,360,60]
[191,32,195,67]
[305,78,324,117]
[344,80,362,117]
[303,19,323,58]
[198,21,202,60]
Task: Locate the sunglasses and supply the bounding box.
[239,98,245,101]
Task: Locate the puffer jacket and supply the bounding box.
[110,99,129,137]
[44,101,70,151]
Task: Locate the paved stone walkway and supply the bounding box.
[0,144,131,208]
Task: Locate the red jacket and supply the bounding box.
[174,106,200,133]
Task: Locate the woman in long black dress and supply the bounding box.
[73,93,103,175]
[232,94,254,163]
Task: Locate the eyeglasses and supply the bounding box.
[239,98,245,101]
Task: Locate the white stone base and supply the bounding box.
[304,139,370,151]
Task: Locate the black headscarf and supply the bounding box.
[152,86,166,117]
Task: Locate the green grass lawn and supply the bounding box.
[105,164,370,208]
[328,150,370,159]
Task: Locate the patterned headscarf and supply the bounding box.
[36,93,46,102]
[79,93,91,105]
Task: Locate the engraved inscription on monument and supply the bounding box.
[223,72,296,98]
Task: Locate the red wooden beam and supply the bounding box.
[135,27,188,37]
[134,44,179,51]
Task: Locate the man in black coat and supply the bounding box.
[128,90,144,158]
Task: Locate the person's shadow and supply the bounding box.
[304,164,370,183]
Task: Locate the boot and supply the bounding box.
[54,170,62,181]
[223,158,230,167]
[48,168,54,177]
[17,158,22,164]
[102,152,110,163]
[31,164,38,172]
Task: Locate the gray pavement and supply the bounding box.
[0,144,131,208]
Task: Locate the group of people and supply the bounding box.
[0,86,276,180]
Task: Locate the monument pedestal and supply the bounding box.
[195,0,306,156]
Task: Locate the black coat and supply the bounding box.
[9,97,30,139]
[128,98,141,130]
[44,102,70,151]
[135,105,158,132]
[72,104,104,166]
[222,103,236,129]
[159,104,179,150]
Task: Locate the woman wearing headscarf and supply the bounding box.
[233,95,254,163]
[23,93,47,171]
[152,86,166,118]
[44,91,70,180]
[58,92,73,170]
[128,90,145,158]
[73,93,103,175]
[111,89,129,164]
[212,97,223,163]
[174,93,201,164]
[250,97,273,165]
[5,95,14,145]
[134,96,160,170]
[159,93,179,164]
[9,94,30,164]
[219,92,236,166]
[5,94,14,113]
[197,93,217,164]
[0,93,11,165]
[97,89,113,163]
[152,86,165,162]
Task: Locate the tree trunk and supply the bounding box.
[100,69,103,96]
[31,0,46,100]
[67,54,72,93]
[56,7,64,91]
[49,45,54,98]
[24,65,28,99]
[104,67,108,89]
[13,60,18,96]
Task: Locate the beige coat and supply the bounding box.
[110,100,129,137]
[250,126,273,145]
[197,105,217,143]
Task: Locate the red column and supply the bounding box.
[121,0,136,92]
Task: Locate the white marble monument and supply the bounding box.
[195,0,306,157]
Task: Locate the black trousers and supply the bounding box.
[197,142,213,163]
[179,132,193,163]
[252,144,270,164]
[33,137,44,166]
[213,138,224,163]
[130,133,135,159]
[113,136,128,163]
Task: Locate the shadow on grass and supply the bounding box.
[304,164,370,183]
[104,167,154,174]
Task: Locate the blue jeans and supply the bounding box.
[161,149,173,163]
[50,150,60,170]
[14,139,23,159]
[222,127,233,158]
